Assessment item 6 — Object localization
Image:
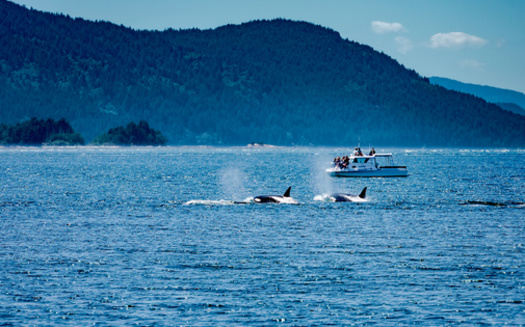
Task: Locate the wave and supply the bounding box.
[462,200,525,208]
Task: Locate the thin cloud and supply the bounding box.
[371,21,404,34]
[395,36,413,54]
[430,32,487,49]
[459,59,486,70]
[496,39,506,48]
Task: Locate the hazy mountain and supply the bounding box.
[430,77,525,116]
[1,0,524,146]
[496,103,525,116]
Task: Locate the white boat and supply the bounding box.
[326,153,408,177]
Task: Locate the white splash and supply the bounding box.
[313,193,368,203]
[183,199,235,206]
[277,196,299,205]
[314,194,335,202]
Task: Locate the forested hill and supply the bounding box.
[1,0,525,146]
[430,77,525,116]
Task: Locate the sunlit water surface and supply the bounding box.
[0,146,524,326]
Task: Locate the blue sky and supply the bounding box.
[10,0,525,93]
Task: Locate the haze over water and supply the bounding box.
[0,146,523,325]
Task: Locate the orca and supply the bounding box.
[329,187,367,202]
[464,200,507,207]
[254,186,298,204]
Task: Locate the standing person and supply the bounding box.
[369,147,376,156]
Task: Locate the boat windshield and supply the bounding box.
[375,154,394,166]
[352,157,370,163]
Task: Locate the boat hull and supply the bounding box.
[326,167,408,177]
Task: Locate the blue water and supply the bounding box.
[0,146,524,326]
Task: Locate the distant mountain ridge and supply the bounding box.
[430,77,525,116]
[496,103,525,116]
[1,0,525,146]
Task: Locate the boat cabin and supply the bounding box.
[328,152,408,177]
[346,153,399,168]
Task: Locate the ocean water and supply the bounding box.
[0,146,523,326]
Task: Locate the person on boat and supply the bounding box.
[369,147,376,156]
[357,147,363,156]
[353,147,359,156]
[343,156,350,166]
[339,156,348,168]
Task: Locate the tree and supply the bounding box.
[0,117,85,145]
[91,121,167,145]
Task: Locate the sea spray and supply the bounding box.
[219,166,249,201]
[310,153,335,195]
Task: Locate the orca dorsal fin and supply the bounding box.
[283,186,292,197]
[359,187,367,199]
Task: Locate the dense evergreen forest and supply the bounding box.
[1,0,524,146]
[92,121,167,145]
[0,117,84,145]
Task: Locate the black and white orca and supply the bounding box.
[254,186,298,204]
[329,187,367,202]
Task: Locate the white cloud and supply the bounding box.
[371,21,404,34]
[430,32,487,49]
[395,36,413,54]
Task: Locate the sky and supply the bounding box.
[9,0,525,94]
